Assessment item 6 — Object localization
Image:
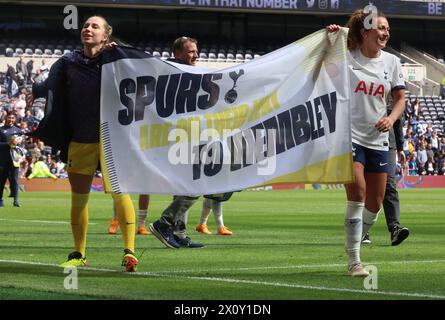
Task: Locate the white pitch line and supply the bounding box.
[0,218,97,225]
[168,259,445,273]
[0,259,444,299]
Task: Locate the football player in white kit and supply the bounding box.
[328,9,406,277]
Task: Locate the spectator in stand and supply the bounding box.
[28,141,42,163]
[16,57,28,83]
[441,76,445,99]
[430,130,439,152]
[408,137,417,156]
[14,92,27,119]
[440,136,445,152]
[26,60,34,84]
[55,157,67,178]
[409,115,418,133]
[5,64,18,98]
[18,159,29,179]
[404,124,413,139]
[411,98,422,117]
[426,142,435,160]
[439,157,445,175]
[408,154,418,175]
[22,109,37,128]
[40,59,49,73]
[425,123,434,139]
[45,154,56,173]
[425,156,436,175]
[417,141,427,166]
[417,121,427,136]
[19,121,29,134]
[435,149,444,174]
[27,155,57,180]
[34,65,49,84]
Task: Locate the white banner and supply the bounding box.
[100,28,353,195]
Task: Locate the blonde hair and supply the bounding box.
[346,9,386,50]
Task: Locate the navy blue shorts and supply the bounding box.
[352,143,389,173]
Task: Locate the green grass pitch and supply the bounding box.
[0,188,444,300]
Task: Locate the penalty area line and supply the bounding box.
[0,259,444,299]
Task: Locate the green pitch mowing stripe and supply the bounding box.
[1,259,445,299]
[0,189,444,300]
[0,286,98,300]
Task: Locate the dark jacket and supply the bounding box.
[30,56,70,162]
[388,107,404,152]
[0,125,22,166]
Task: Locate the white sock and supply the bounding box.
[345,201,364,267]
[199,198,212,225]
[184,210,189,225]
[362,207,380,238]
[212,201,224,228]
[138,209,147,227]
[112,203,118,219]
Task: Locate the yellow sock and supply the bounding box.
[112,193,136,253]
[71,192,89,257]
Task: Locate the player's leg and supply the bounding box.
[150,196,203,248]
[61,142,100,267]
[107,203,119,234]
[137,194,150,235]
[343,143,368,277]
[171,196,203,248]
[60,171,93,268]
[9,167,20,207]
[196,197,212,235]
[362,148,389,238]
[383,148,409,245]
[112,192,138,272]
[214,201,233,236]
[362,172,386,235]
[0,166,8,206]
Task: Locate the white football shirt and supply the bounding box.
[348,49,405,151]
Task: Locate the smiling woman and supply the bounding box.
[327,9,406,278]
[31,15,139,272]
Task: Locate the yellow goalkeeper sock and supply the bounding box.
[112,193,136,253]
[71,192,90,257]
